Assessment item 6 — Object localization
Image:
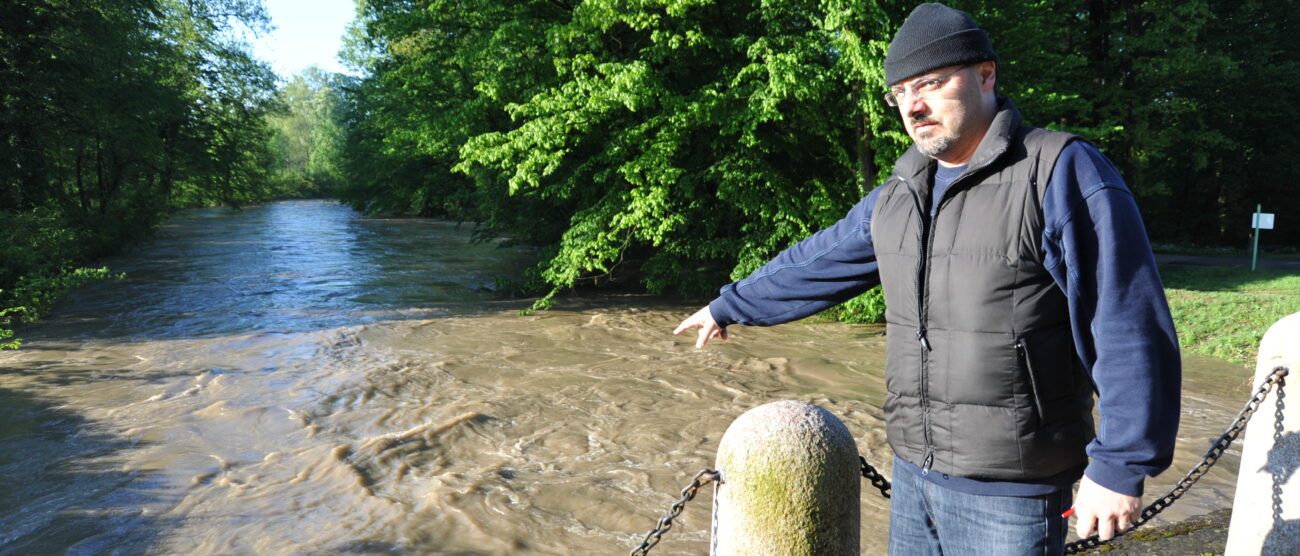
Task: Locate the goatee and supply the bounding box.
[911,116,954,158]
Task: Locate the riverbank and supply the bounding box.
[1159,264,1300,365]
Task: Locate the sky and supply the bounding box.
[250,0,358,78]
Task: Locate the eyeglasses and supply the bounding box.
[883,65,968,107]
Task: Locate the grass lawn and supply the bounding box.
[1160,265,1300,366]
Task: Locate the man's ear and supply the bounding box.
[977,61,997,92]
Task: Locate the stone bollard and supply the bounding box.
[1226,312,1300,555]
[711,400,860,555]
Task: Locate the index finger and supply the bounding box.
[673,319,697,335]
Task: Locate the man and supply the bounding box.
[672,3,1181,554]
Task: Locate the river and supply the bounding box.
[0,199,1254,554]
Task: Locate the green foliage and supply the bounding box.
[339,0,1300,324]
[0,208,85,287]
[968,0,1299,248]
[0,327,17,351]
[0,268,122,351]
[0,0,283,213]
[0,302,22,350]
[343,0,913,307]
[5,269,123,323]
[0,0,280,348]
[267,67,348,197]
[813,286,887,324]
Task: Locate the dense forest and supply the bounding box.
[3,0,1297,346]
[335,0,1298,309]
[0,0,320,347]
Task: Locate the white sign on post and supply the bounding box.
[1253,213,1275,230]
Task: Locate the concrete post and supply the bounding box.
[1226,312,1300,555]
[711,400,860,555]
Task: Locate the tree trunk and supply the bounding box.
[854,86,876,196]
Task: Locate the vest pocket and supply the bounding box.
[1015,338,1047,424]
[1014,328,1076,425]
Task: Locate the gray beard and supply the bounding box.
[917,134,955,158]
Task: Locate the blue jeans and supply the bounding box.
[888,457,1071,555]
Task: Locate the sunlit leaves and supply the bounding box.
[340,0,1300,310]
[268,67,347,196]
[433,0,905,302]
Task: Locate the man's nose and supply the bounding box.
[904,95,928,118]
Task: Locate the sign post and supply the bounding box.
[1251,205,1275,271]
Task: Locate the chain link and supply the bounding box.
[629,468,720,556]
[861,456,892,498]
[1064,366,1288,554]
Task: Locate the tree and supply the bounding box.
[337,0,1300,313]
[0,0,282,348]
[268,66,347,197]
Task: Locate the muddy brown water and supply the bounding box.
[0,200,1255,554]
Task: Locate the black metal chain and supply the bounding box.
[861,456,892,498]
[628,365,1285,554]
[629,468,721,556]
[1064,366,1288,554]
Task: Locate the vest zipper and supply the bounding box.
[904,177,936,473]
[908,167,974,476]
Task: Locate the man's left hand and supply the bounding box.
[1071,475,1141,541]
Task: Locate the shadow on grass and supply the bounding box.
[0,387,172,554]
[1158,264,1300,293]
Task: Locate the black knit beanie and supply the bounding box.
[885,3,998,86]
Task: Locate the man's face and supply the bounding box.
[895,63,991,162]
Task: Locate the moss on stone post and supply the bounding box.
[711,400,860,555]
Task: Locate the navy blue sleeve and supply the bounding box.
[709,188,882,327]
[1041,142,1182,497]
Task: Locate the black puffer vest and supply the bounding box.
[871,99,1096,480]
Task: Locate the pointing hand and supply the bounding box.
[673,306,728,348]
